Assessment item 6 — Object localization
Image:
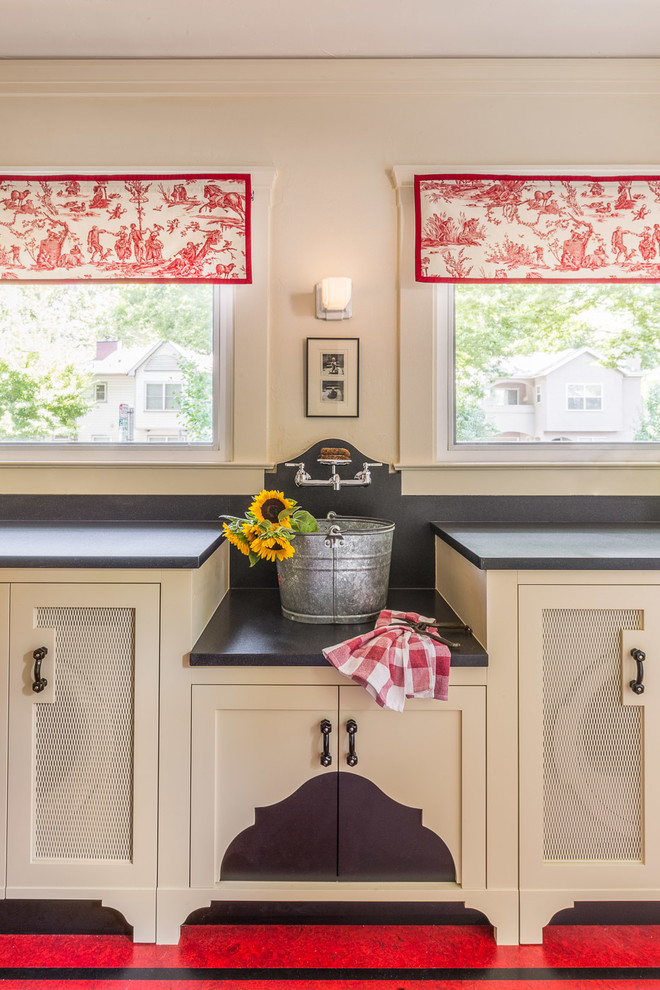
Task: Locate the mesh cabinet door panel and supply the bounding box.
[7,583,159,892]
[520,584,660,892]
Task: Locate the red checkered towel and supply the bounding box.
[322,609,451,712]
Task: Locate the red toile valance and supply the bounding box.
[415,173,660,283]
[0,172,251,282]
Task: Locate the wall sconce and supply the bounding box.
[315,277,352,320]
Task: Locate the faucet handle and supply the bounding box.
[354,461,382,484]
[285,461,311,486]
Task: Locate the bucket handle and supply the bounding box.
[325,523,345,549]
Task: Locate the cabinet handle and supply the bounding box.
[630,648,647,695]
[320,719,332,766]
[32,646,48,694]
[346,718,358,767]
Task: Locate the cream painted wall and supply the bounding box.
[2,59,660,494]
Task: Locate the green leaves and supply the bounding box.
[289,509,318,533]
[0,357,92,440]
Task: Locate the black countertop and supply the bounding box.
[189,588,487,667]
[432,521,660,570]
[0,521,224,568]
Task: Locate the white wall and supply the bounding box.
[2,59,660,494]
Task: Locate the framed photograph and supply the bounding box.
[306,337,359,417]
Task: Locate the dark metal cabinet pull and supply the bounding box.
[320,719,332,766]
[32,646,48,693]
[630,648,647,695]
[346,718,358,767]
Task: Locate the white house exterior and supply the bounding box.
[78,340,206,443]
[482,348,645,442]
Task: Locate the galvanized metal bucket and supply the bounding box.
[277,512,395,624]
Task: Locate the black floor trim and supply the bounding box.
[0,966,659,981]
[185,898,490,926]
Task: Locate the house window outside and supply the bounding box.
[491,387,520,406]
[566,383,603,411]
[95,382,107,402]
[450,283,660,449]
[145,383,182,411]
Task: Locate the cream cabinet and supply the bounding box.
[187,677,488,924]
[518,582,660,942]
[435,532,660,944]
[0,544,227,945]
[5,582,160,940]
[0,585,9,898]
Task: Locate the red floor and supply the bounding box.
[0,924,660,986]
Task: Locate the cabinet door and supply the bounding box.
[0,586,8,897]
[7,583,159,892]
[190,684,339,887]
[337,685,486,887]
[519,584,660,891]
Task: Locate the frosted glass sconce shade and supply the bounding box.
[315,277,352,320]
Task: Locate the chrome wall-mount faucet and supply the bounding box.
[286,456,382,491]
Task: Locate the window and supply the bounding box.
[145,383,182,411]
[395,164,660,469]
[450,283,659,453]
[495,388,520,406]
[566,383,603,411]
[0,282,218,449]
[0,165,275,467]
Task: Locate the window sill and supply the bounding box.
[396,461,660,470]
[0,456,274,468]
[397,462,660,497]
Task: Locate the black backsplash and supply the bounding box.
[1,438,658,589]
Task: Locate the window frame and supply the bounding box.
[440,282,660,461]
[94,382,107,403]
[0,165,275,466]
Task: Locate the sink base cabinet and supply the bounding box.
[174,678,512,942]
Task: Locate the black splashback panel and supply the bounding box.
[228,439,426,590]
[2,437,660,589]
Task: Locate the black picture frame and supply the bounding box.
[305,337,359,417]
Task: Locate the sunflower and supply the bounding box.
[222,522,251,556]
[242,522,263,544]
[250,534,296,563]
[249,489,296,526]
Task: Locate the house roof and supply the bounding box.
[92,340,210,376]
[491,347,644,385]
